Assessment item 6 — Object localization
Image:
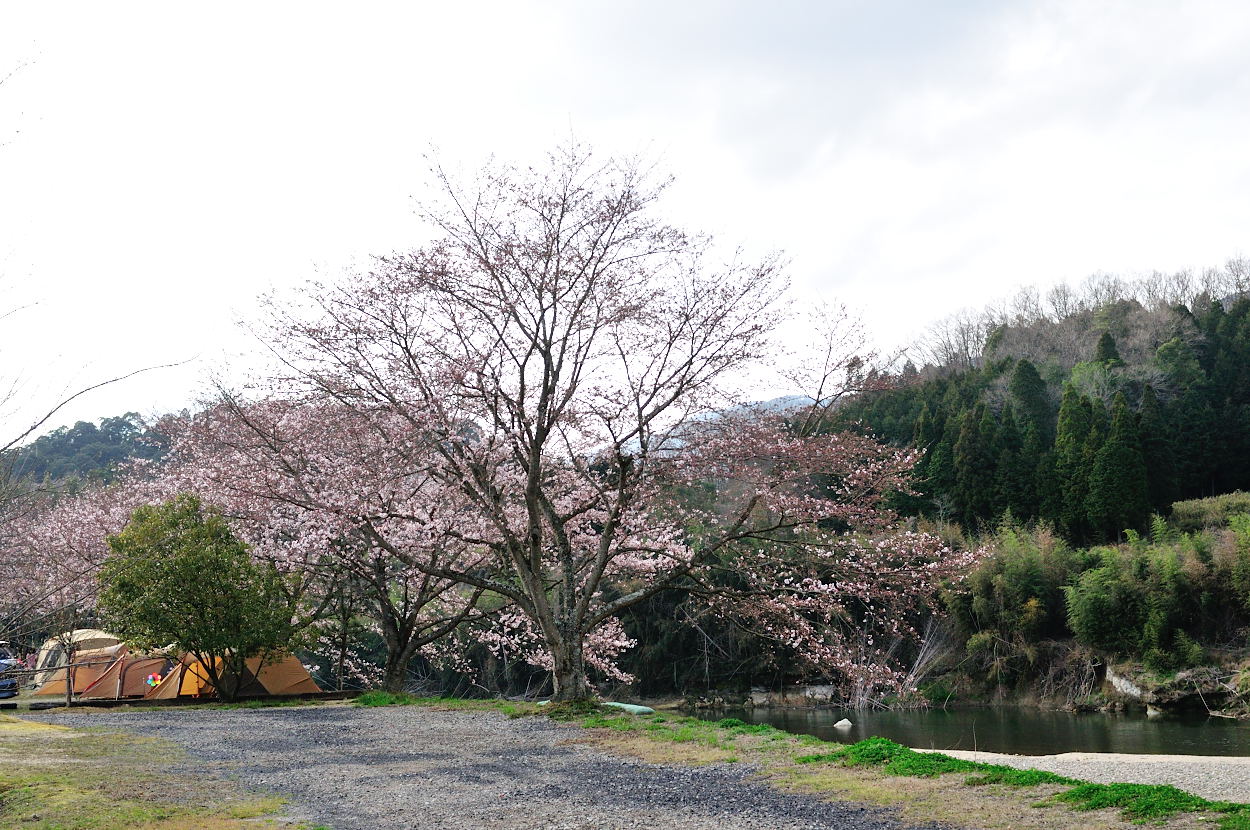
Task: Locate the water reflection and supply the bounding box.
[696,707,1250,756]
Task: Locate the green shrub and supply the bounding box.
[1171,493,1250,532]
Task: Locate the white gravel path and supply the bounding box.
[925,748,1250,802]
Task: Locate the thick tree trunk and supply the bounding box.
[382,651,411,693]
[213,667,241,703]
[550,636,591,701]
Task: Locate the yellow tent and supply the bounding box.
[33,629,123,686]
[32,643,125,696]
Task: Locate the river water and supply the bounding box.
[695,707,1250,756]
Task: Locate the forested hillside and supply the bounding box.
[837,265,1250,542]
[4,413,165,482]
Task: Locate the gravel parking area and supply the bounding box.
[27,705,953,830]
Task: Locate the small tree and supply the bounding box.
[99,494,296,701]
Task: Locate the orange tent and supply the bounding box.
[169,653,321,699]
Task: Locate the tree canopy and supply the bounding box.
[98,494,295,701]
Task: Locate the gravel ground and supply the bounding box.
[931,748,1250,803]
[26,705,953,830]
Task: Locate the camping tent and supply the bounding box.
[148,653,322,699]
[32,641,321,700]
[33,629,123,686]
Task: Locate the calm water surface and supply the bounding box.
[696,707,1250,756]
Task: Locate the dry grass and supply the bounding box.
[0,714,305,830]
[570,730,741,765]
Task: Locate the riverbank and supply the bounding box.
[11,700,1250,829]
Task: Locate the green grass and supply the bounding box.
[355,690,423,707]
[826,736,1075,785]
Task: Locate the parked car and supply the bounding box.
[0,645,20,698]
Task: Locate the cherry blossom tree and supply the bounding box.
[159,395,493,692]
[0,478,162,647]
[247,144,979,701]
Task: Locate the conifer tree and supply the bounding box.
[1034,446,1062,527]
[992,408,1029,520]
[913,403,943,452]
[1088,393,1150,539]
[1077,397,1108,540]
[1054,385,1093,537]
[953,405,995,527]
[1170,388,1217,498]
[1095,331,1124,366]
[1137,385,1175,511]
[924,435,957,520]
[1009,359,1052,445]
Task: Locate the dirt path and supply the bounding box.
[27,705,952,830]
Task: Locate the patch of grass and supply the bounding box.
[1218,812,1250,830]
[795,751,845,764]
[355,690,422,707]
[542,698,611,721]
[0,715,289,829]
[353,692,541,718]
[1053,781,1247,822]
[965,767,1076,788]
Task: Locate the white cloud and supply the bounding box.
[1,0,1248,436]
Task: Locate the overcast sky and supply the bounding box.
[2,1,1248,438]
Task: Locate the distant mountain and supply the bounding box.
[738,395,814,415]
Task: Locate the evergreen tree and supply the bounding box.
[1009,359,1052,445]
[1095,331,1124,366]
[993,408,1028,519]
[1087,393,1150,539]
[1156,337,1205,391]
[1170,388,1217,498]
[1211,310,1250,492]
[924,435,957,520]
[1054,385,1093,537]
[1076,397,1109,540]
[913,403,943,451]
[1034,446,1062,527]
[1137,385,1176,511]
[953,405,995,528]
